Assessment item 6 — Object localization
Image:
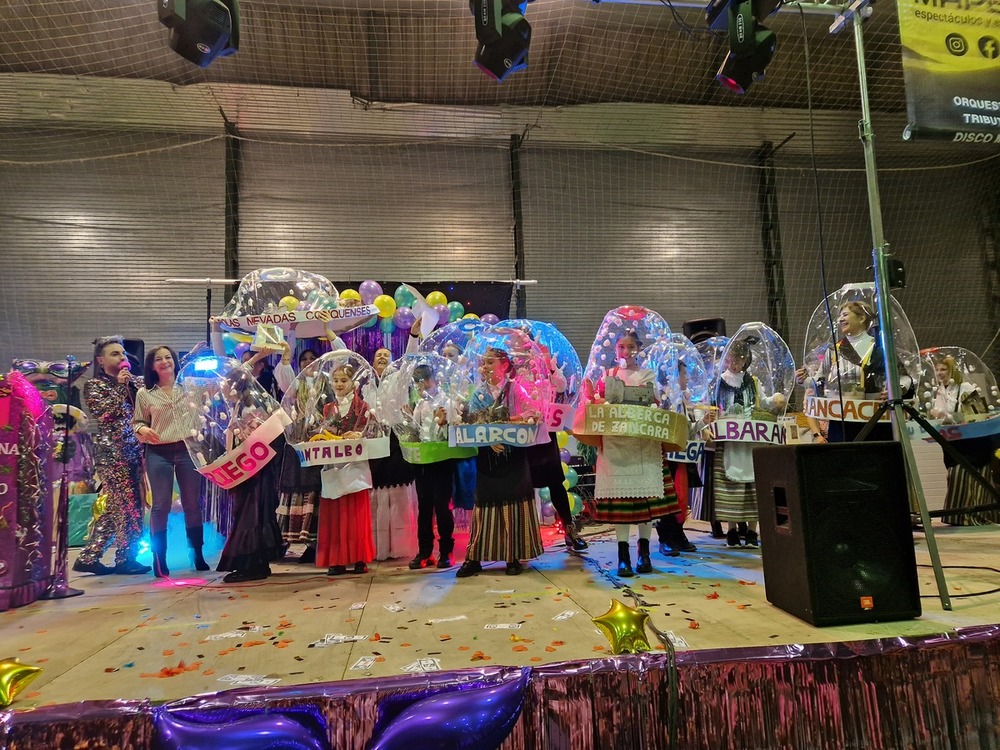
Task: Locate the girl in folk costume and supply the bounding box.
[456,346,544,577]
[710,339,787,548]
[316,362,377,575]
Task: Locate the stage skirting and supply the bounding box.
[3,625,1000,749]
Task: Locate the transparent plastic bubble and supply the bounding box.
[418,318,489,363]
[713,323,794,418]
[695,336,730,385]
[641,333,711,412]
[280,350,385,444]
[219,267,373,338]
[583,305,671,384]
[462,327,556,425]
[375,352,469,443]
[177,354,282,468]
[917,346,1000,424]
[495,319,583,407]
[802,282,921,400]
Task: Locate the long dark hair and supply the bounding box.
[143,346,179,387]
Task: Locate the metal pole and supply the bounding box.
[852,13,951,610]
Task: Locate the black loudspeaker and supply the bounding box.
[682,317,726,344]
[752,442,921,626]
[123,338,145,373]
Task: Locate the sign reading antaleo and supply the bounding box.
[897,0,1000,140]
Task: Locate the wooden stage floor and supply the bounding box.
[4,520,999,710]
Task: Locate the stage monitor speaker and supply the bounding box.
[682,317,726,344]
[123,338,145,373]
[752,442,921,627]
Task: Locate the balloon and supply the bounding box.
[462,313,480,320]
[434,304,450,326]
[368,671,528,750]
[374,294,397,319]
[447,301,465,322]
[0,658,42,708]
[359,279,383,305]
[560,461,570,475]
[559,448,572,463]
[592,600,652,654]
[425,290,448,307]
[481,313,500,325]
[556,431,570,449]
[394,306,416,330]
[380,317,396,333]
[538,487,551,502]
[279,295,300,311]
[153,708,327,750]
[234,342,250,358]
[340,288,362,302]
[568,491,582,515]
[564,467,579,489]
[362,314,379,329]
[394,284,417,309]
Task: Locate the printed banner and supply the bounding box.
[708,418,786,445]
[897,0,1000,140]
[449,423,541,448]
[576,403,686,449]
[399,441,478,464]
[542,402,573,431]
[907,415,1000,442]
[216,305,379,332]
[664,440,706,464]
[196,411,290,489]
[804,396,892,423]
[294,436,390,467]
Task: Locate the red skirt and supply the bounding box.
[317,490,376,567]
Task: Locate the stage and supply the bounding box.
[3,520,1000,748]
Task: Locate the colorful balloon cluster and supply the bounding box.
[538,431,582,522]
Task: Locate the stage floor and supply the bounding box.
[4,520,999,710]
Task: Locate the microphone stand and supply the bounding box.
[41,354,84,600]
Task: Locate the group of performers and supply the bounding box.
[62,275,999,584]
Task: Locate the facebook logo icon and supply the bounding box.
[980,36,1000,60]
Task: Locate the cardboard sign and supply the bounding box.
[449,423,540,448]
[217,305,379,331]
[293,436,390,467]
[907,416,1000,443]
[577,403,686,450]
[664,440,705,464]
[804,396,891,423]
[196,411,291,489]
[707,418,786,445]
[543,402,573,430]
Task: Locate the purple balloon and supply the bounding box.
[435,304,450,326]
[368,671,528,750]
[560,448,572,463]
[394,305,415,330]
[154,708,328,750]
[359,279,383,305]
[481,313,500,325]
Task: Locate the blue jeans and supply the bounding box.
[146,442,204,533]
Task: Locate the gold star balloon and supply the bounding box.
[0,657,42,708]
[592,599,652,654]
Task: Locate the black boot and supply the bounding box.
[186,526,210,572]
[662,515,697,553]
[151,530,169,578]
[710,521,725,539]
[636,538,653,574]
[617,541,634,578]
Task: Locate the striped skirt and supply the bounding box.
[942,465,1000,526]
[466,498,543,563]
[658,456,682,517]
[594,493,673,524]
[276,490,319,544]
[711,443,758,523]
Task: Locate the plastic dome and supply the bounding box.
[713,322,794,421]
[695,336,729,385]
[418,318,489,363]
[178,354,289,488]
[643,333,712,412]
[217,267,377,339]
[582,305,671,385]
[917,346,1000,430]
[280,350,388,467]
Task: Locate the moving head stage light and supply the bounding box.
[159,0,240,68]
[471,0,531,83]
[708,0,778,94]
